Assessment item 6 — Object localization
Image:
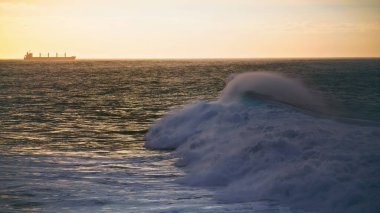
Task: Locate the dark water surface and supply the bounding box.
[0,59,379,212]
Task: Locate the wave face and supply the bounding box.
[145,72,380,212]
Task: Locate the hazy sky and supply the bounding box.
[1,0,380,58]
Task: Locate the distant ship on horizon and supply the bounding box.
[24,51,76,61]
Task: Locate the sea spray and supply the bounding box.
[145,72,380,212]
[221,72,326,112]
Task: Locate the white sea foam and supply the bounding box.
[145,72,380,212]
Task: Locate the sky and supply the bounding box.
[0,0,380,59]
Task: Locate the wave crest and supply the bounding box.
[221,72,325,112]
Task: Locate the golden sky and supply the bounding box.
[1,0,380,58]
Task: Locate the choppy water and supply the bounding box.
[0,59,379,212]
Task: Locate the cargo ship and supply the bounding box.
[24,51,76,61]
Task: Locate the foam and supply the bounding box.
[145,72,380,212]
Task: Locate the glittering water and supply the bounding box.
[0,59,379,212]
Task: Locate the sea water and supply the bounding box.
[0,59,379,212]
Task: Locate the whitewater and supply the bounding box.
[146,72,380,213]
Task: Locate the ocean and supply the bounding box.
[0,59,379,212]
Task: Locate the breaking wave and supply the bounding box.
[145,72,380,212]
[221,72,325,112]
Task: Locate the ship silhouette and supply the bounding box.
[24,51,76,61]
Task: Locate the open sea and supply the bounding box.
[0,59,379,212]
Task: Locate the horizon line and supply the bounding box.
[1,56,380,60]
